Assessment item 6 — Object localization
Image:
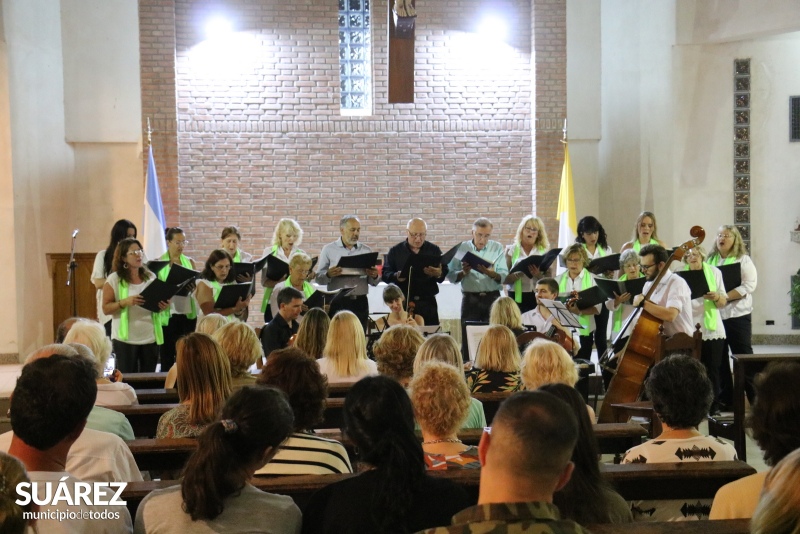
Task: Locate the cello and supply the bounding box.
[597,226,705,423]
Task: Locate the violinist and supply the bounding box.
[373,283,424,331]
[521,278,580,353]
[632,244,693,336]
[259,286,303,359]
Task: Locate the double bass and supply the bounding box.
[597,226,705,423]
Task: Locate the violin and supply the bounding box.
[407,300,416,321]
[287,334,297,346]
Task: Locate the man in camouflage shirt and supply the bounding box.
[418,391,590,534]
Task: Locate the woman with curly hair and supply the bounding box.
[410,362,479,470]
[621,355,737,521]
[136,386,301,532]
[373,324,425,387]
[256,347,352,475]
[293,307,330,359]
[301,376,470,533]
[711,362,800,520]
[414,333,486,429]
[539,383,632,524]
[464,325,521,393]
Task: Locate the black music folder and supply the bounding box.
[441,244,462,266]
[263,255,289,281]
[587,253,621,275]
[460,251,493,271]
[304,286,355,310]
[594,276,648,300]
[717,263,742,291]
[137,278,194,313]
[559,285,606,310]
[234,255,269,279]
[674,269,712,300]
[336,252,379,269]
[399,253,442,280]
[214,282,253,310]
[163,263,200,297]
[146,260,169,274]
[509,248,562,277]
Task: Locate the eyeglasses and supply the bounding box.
[565,258,582,264]
[126,250,143,257]
[171,240,188,246]
[408,233,426,239]
[523,227,539,232]
[640,263,656,271]
[213,264,231,270]
[717,234,733,239]
[294,269,311,275]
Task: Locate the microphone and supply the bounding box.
[72,229,79,238]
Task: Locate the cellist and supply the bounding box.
[632,245,693,336]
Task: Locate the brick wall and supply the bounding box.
[139,0,566,320]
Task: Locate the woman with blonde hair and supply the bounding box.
[504,215,551,313]
[464,325,521,393]
[157,333,232,438]
[413,334,486,429]
[522,339,593,420]
[195,313,228,335]
[212,321,263,386]
[410,362,479,470]
[750,448,800,534]
[293,307,330,359]
[558,243,601,362]
[261,219,310,321]
[620,211,667,252]
[489,295,524,336]
[317,311,378,384]
[373,324,425,387]
[64,318,138,406]
[267,253,316,320]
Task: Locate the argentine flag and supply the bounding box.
[143,145,167,259]
[556,141,577,274]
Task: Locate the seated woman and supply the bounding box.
[539,383,632,524]
[489,295,525,337]
[212,321,263,387]
[157,333,232,439]
[0,452,33,534]
[135,386,301,533]
[267,252,315,321]
[256,347,352,476]
[750,447,800,534]
[410,361,479,470]
[195,313,228,335]
[414,334,486,429]
[464,325,521,393]
[520,339,593,420]
[373,283,424,331]
[293,307,330,359]
[711,362,800,520]
[621,354,737,522]
[373,324,425,387]
[301,376,471,533]
[317,311,378,384]
[195,249,251,322]
[63,318,138,406]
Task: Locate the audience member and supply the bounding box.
[414,333,486,429]
[711,361,800,519]
[157,333,232,439]
[622,354,737,521]
[465,325,521,393]
[256,347,352,476]
[195,313,228,335]
[64,318,138,406]
[135,386,301,533]
[419,390,588,533]
[489,296,525,336]
[6,354,133,532]
[0,452,33,534]
[520,339,592,420]
[410,361,479,470]
[301,376,471,533]
[750,447,800,534]
[539,383,632,524]
[293,307,330,359]
[260,286,304,358]
[54,316,81,343]
[317,311,378,384]
[213,321,263,386]
[373,324,425,387]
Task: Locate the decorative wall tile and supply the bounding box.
[735,110,749,125]
[734,143,749,158]
[737,225,750,240]
[734,59,751,248]
[735,77,750,91]
[735,93,749,109]
[735,192,750,206]
[735,159,750,173]
[735,59,750,75]
[735,127,749,141]
[734,175,750,190]
[735,208,750,224]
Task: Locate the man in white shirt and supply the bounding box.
[633,245,693,337]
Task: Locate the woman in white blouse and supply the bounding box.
[504,215,551,313]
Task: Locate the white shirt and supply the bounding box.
[0,428,143,484]
[520,306,554,332]
[642,270,693,337]
[105,272,157,344]
[557,269,601,332]
[504,244,545,294]
[92,250,112,325]
[96,382,139,407]
[316,357,378,384]
[707,254,757,320]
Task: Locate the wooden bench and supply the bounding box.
[471,391,513,424]
[135,388,179,404]
[122,372,168,390]
[121,460,754,519]
[112,404,177,438]
[587,519,750,534]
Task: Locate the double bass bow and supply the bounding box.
[597,226,705,423]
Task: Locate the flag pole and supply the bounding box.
[147,117,152,148]
[561,118,567,144]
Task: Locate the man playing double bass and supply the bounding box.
[632,244,693,337]
[382,218,448,326]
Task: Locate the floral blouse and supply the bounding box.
[424,446,481,470]
[156,404,207,439]
[465,368,521,393]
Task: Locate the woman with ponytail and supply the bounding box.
[135,385,301,533]
[301,375,470,533]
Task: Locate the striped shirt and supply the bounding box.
[255,432,352,476]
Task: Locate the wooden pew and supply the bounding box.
[112,404,176,438]
[587,519,750,534]
[127,438,197,472]
[121,460,754,520]
[471,391,512,424]
[122,372,168,390]
[135,389,179,404]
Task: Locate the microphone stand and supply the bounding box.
[66,229,79,317]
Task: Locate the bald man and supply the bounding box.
[382,218,448,326]
[420,391,588,533]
